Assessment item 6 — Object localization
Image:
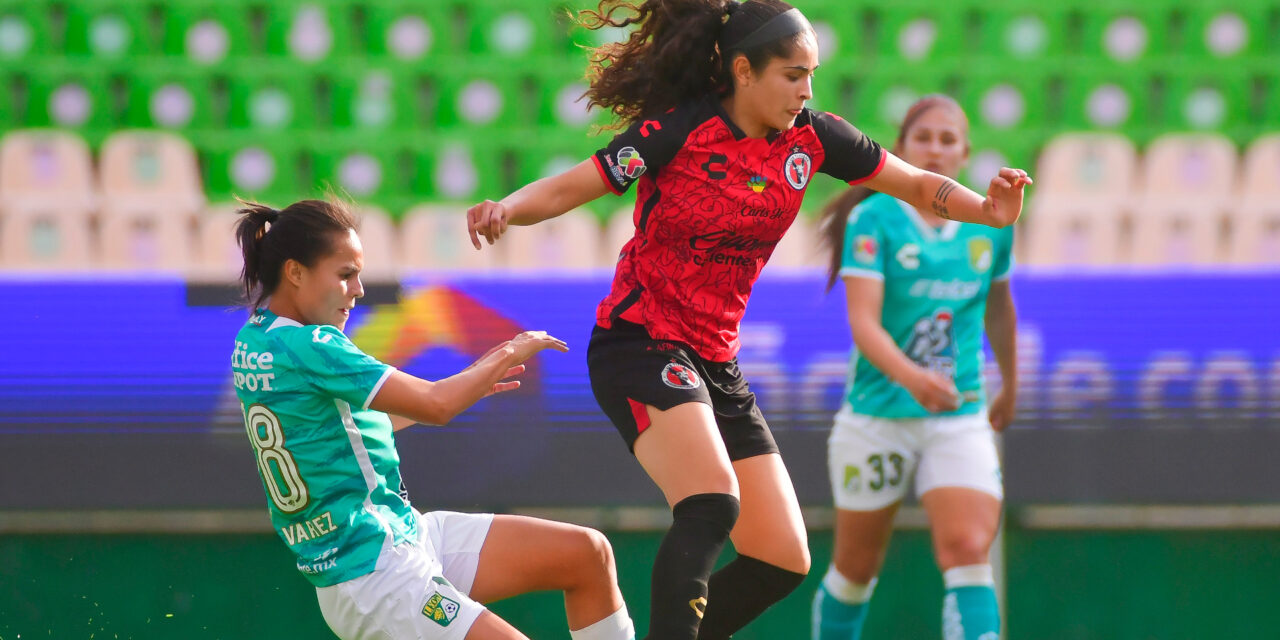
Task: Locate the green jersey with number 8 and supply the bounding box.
[839,193,1013,418]
[232,308,411,587]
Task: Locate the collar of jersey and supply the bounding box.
[894,198,960,241]
[710,95,784,143]
[257,308,304,332]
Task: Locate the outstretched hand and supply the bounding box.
[480,331,569,397]
[467,200,510,249]
[982,167,1033,226]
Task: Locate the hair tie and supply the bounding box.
[265,209,280,223]
[724,1,740,16]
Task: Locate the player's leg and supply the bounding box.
[696,453,809,640]
[694,360,810,640]
[812,411,919,640]
[812,505,898,640]
[464,611,529,640]
[632,401,741,640]
[587,325,740,640]
[917,413,1004,640]
[467,514,634,640]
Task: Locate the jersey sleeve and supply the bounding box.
[992,226,1015,281]
[592,103,700,195]
[838,199,887,280]
[811,111,887,185]
[291,326,395,410]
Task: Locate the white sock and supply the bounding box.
[942,564,995,589]
[570,604,635,640]
[822,565,877,605]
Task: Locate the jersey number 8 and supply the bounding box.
[243,403,311,514]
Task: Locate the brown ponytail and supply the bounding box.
[820,94,969,291]
[579,0,806,127]
[234,198,357,311]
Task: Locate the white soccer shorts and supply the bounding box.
[316,510,495,640]
[827,407,1003,511]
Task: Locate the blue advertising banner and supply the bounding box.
[2,272,1277,508]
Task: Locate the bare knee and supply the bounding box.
[832,551,881,585]
[565,526,617,588]
[934,530,993,571]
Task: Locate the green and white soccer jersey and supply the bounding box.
[232,308,411,587]
[839,193,1013,418]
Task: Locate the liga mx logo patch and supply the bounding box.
[661,362,701,389]
[784,148,811,190]
[616,146,647,179]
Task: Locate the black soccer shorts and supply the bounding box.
[586,320,779,460]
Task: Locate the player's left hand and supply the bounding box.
[988,387,1017,432]
[982,168,1033,226]
[487,364,527,397]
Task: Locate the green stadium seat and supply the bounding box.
[1080,6,1170,66]
[532,60,609,131]
[1060,68,1152,140]
[974,7,1069,68]
[799,3,863,62]
[308,140,401,206]
[365,2,455,61]
[1162,72,1251,141]
[64,2,157,59]
[412,134,510,203]
[161,2,255,66]
[227,68,317,132]
[23,65,115,132]
[963,130,1041,192]
[0,2,55,61]
[849,69,959,143]
[867,4,968,67]
[327,67,420,130]
[435,64,534,129]
[264,1,357,64]
[1181,7,1268,62]
[959,72,1049,134]
[123,66,218,131]
[195,133,304,203]
[464,0,567,58]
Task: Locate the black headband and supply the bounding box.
[725,8,811,53]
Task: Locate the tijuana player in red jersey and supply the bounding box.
[467,2,1031,638]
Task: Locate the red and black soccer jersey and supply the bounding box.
[591,95,886,362]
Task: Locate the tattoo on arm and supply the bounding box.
[932,179,958,219]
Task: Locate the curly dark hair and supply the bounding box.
[578,0,807,128]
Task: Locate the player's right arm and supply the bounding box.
[370,331,568,428]
[844,277,960,413]
[469,103,695,248]
[839,202,959,413]
[468,160,610,248]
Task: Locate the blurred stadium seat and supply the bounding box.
[354,204,399,280]
[399,204,499,272]
[1132,133,1237,265]
[97,130,205,270]
[1024,133,1138,266]
[0,129,97,269]
[500,207,604,270]
[1231,134,1280,265]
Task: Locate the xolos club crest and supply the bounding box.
[784,146,812,190]
[661,361,701,389]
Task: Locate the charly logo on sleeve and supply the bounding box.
[783,146,811,190]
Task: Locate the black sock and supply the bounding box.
[644,493,740,640]
[696,554,807,640]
